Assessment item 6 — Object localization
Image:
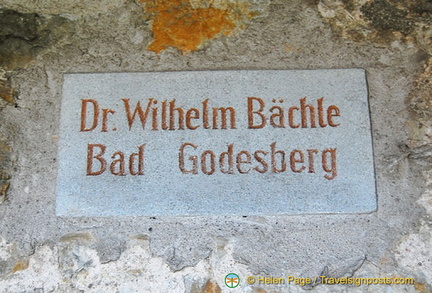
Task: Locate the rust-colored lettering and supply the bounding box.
[236,150,251,174]
[161,100,169,130]
[270,106,284,128]
[220,144,234,174]
[271,142,286,173]
[247,97,266,129]
[87,144,106,175]
[317,97,327,127]
[288,106,300,128]
[179,143,198,174]
[322,148,337,180]
[169,99,184,130]
[306,149,319,173]
[254,150,268,174]
[152,100,158,130]
[81,99,99,132]
[212,107,236,129]
[186,108,200,130]
[201,150,215,175]
[122,98,153,130]
[253,150,268,173]
[290,150,305,173]
[110,151,126,176]
[327,105,340,127]
[300,97,316,128]
[101,108,115,132]
[129,144,145,175]
[202,99,210,129]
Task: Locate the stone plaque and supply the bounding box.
[56,70,376,216]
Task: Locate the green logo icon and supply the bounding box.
[225,273,240,288]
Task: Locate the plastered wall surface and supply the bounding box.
[0,0,431,292]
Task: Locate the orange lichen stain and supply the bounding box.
[11,259,29,273]
[139,0,255,53]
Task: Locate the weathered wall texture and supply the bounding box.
[0,0,431,292]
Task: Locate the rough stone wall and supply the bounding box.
[0,0,431,292]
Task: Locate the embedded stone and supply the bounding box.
[56,70,376,216]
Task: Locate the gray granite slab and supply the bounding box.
[56,70,376,216]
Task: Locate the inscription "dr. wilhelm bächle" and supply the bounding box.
[81,97,339,180]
